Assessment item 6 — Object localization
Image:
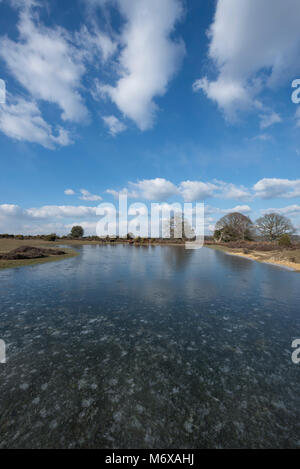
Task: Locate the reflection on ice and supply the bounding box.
[0,245,299,448]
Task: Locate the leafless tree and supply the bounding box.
[214,212,255,242]
[163,213,195,240]
[255,213,295,241]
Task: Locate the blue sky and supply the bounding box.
[1,0,300,235]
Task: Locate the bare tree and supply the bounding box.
[214,212,255,242]
[255,213,295,241]
[163,213,195,240]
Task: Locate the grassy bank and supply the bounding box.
[206,243,300,272]
[0,239,78,270]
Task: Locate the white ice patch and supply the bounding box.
[0,339,6,363]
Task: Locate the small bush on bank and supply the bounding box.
[278,234,292,247]
[44,233,57,241]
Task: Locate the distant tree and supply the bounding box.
[70,226,84,238]
[214,212,255,242]
[163,213,195,240]
[256,213,295,241]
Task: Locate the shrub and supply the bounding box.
[278,234,292,247]
[45,233,57,241]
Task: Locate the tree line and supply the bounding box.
[214,212,296,245]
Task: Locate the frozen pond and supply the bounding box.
[0,244,299,448]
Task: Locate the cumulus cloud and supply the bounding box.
[0,203,101,235]
[179,180,217,202]
[107,178,252,202]
[65,220,98,235]
[79,189,102,201]
[214,181,252,201]
[98,0,185,130]
[25,205,99,218]
[0,96,72,148]
[102,115,126,136]
[254,178,300,199]
[194,0,300,121]
[64,189,75,196]
[0,204,24,218]
[0,0,185,146]
[0,5,88,123]
[129,178,179,201]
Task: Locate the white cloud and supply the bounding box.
[206,204,251,215]
[25,205,99,218]
[107,178,179,201]
[0,204,24,217]
[0,203,100,234]
[64,189,75,196]
[0,96,72,148]
[65,220,98,235]
[79,189,102,201]
[252,133,272,141]
[261,205,300,216]
[215,181,252,200]
[99,0,185,130]
[194,0,300,121]
[106,178,253,202]
[193,76,252,120]
[75,25,117,64]
[220,205,252,214]
[259,112,281,129]
[0,4,88,122]
[254,178,300,199]
[179,180,217,202]
[106,188,138,199]
[102,115,126,136]
[129,178,179,201]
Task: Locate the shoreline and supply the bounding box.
[1,238,300,273]
[206,244,300,273]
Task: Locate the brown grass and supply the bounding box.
[206,242,300,272]
[0,239,78,270]
[205,240,300,251]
